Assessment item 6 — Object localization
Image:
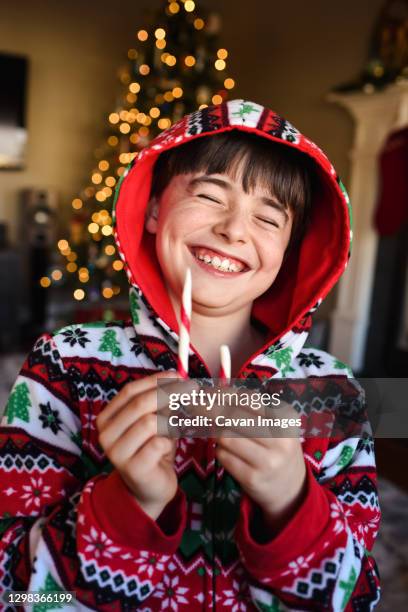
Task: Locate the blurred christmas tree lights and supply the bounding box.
[43,0,235,309]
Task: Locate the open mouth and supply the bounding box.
[189,246,250,274]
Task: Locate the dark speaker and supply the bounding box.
[0,248,22,350]
[19,189,58,341]
[0,223,8,249]
[19,189,57,248]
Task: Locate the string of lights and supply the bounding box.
[44,0,235,306]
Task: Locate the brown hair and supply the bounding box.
[150,130,314,252]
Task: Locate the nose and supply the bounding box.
[212,206,250,244]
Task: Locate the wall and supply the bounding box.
[0,0,152,239]
[219,0,384,175]
[0,0,384,316]
[215,0,384,317]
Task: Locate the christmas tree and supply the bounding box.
[98,329,123,358]
[33,572,66,612]
[45,0,235,313]
[4,382,31,424]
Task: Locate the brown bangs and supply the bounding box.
[150,130,315,250]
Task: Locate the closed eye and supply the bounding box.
[198,193,222,203]
[257,217,280,228]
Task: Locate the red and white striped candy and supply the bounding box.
[178,268,192,379]
[219,344,231,385]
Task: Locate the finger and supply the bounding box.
[98,382,170,441]
[157,378,200,417]
[241,436,282,448]
[99,377,196,445]
[100,405,171,458]
[162,437,178,461]
[128,435,176,478]
[217,435,261,467]
[103,411,159,465]
[215,445,253,483]
[228,436,297,451]
[213,400,301,439]
[260,406,302,439]
[97,371,182,429]
[221,402,257,423]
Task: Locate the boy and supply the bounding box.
[0,99,380,610]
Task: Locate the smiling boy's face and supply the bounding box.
[146,159,294,317]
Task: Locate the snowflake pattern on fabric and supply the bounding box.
[82,526,121,560]
[20,477,52,510]
[298,352,324,368]
[134,551,170,580]
[38,402,63,435]
[130,336,144,357]
[61,326,91,348]
[281,553,315,577]
[152,567,189,609]
[220,577,251,611]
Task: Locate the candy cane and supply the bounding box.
[219,344,231,385]
[216,345,231,475]
[178,268,192,379]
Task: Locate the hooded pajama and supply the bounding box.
[0,100,380,611]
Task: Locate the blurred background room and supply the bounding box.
[0,0,408,608]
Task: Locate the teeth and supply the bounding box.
[194,251,244,273]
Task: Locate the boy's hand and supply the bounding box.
[215,400,306,537]
[96,371,184,521]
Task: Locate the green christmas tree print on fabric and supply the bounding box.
[265,347,295,377]
[339,566,358,611]
[32,572,72,611]
[81,321,109,329]
[337,445,354,469]
[130,290,141,324]
[252,589,286,611]
[98,329,123,358]
[232,102,258,118]
[4,382,31,424]
[333,358,353,377]
[256,600,285,612]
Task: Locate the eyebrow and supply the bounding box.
[188,176,231,191]
[187,175,289,224]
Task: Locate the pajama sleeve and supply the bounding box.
[235,393,381,611]
[0,333,187,611]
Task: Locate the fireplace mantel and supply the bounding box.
[327,81,408,372]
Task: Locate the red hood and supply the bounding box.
[112,99,352,351]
